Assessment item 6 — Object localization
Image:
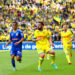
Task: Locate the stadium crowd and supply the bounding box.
[0,0,75,42]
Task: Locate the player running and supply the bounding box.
[61,25,74,64]
[33,22,58,71]
[5,22,24,70]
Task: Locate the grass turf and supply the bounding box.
[0,50,75,75]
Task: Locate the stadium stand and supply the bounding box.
[0,0,75,42]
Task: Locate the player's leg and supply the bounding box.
[10,48,16,70]
[47,46,53,60]
[16,56,21,63]
[37,45,45,71]
[70,49,72,58]
[64,49,72,64]
[47,49,58,70]
[38,52,45,71]
[16,51,22,63]
[11,54,16,70]
[47,49,55,64]
[39,53,45,67]
[69,46,72,58]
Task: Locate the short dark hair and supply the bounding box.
[13,21,18,26]
[39,22,44,26]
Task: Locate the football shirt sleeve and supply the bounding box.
[70,31,74,38]
[20,30,24,38]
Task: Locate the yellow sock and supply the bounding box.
[50,54,55,64]
[38,57,44,68]
[44,55,46,59]
[66,54,71,63]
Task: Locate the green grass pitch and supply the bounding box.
[0,50,75,75]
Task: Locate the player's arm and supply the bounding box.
[60,32,63,45]
[15,30,24,45]
[67,31,74,44]
[5,33,12,48]
[61,37,63,45]
[67,38,74,44]
[67,36,74,44]
[15,38,24,45]
[32,37,42,42]
[48,37,54,47]
[32,31,41,42]
[47,31,54,47]
[5,40,12,48]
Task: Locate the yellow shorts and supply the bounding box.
[63,46,72,54]
[63,45,72,50]
[36,44,53,54]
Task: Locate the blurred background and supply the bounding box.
[0,0,75,42]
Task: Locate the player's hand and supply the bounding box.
[33,37,42,42]
[37,37,42,41]
[15,42,19,45]
[51,43,54,47]
[67,41,70,44]
[5,44,8,48]
[33,39,36,42]
[61,43,63,45]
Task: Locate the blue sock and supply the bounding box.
[11,59,15,68]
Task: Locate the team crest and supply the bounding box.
[16,33,18,36]
[11,33,13,36]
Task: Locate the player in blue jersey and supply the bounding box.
[5,22,24,71]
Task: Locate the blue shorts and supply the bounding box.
[10,47,22,58]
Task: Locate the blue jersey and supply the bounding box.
[10,29,24,51]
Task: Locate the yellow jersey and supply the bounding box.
[61,30,73,47]
[33,30,51,46]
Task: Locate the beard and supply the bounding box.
[38,27,43,30]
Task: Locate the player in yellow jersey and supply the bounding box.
[33,22,58,71]
[61,25,74,64]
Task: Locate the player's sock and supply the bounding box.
[50,54,58,70]
[50,54,55,64]
[38,57,44,71]
[70,54,72,58]
[38,57,44,67]
[47,54,50,60]
[11,59,16,70]
[66,54,71,63]
[70,49,72,58]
